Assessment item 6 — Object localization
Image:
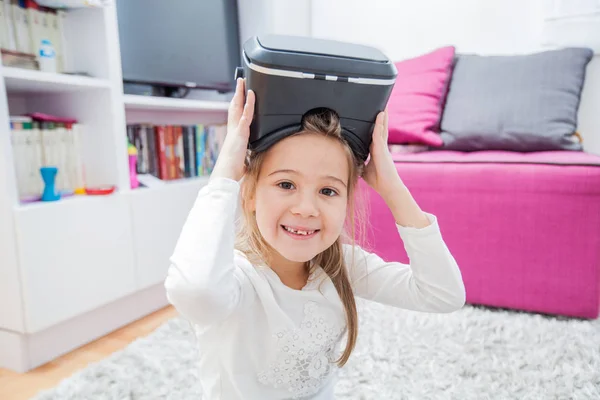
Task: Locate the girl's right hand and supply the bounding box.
[210,78,255,182]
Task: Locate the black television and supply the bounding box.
[116,0,241,95]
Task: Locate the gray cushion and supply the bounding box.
[439,47,594,152]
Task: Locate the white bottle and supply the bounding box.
[39,39,57,73]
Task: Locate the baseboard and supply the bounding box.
[0,283,168,373]
[0,329,28,372]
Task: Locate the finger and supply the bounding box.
[228,78,243,127]
[228,78,244,127]
[371,113,382,146]
[374,111,385,138]
[371,112,386,151]
[382,108,389,143]
[237,89,255,134]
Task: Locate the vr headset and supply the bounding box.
[234,34,397,161]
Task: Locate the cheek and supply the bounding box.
[323,200,348,233]
[253,188,280,230]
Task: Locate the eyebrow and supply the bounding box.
[268,169,347,188]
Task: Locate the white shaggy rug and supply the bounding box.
[32,301,600,400]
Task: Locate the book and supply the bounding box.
[10,113,86,201]
[0,2,68,73]
[127,123,226,184]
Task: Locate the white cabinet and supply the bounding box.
[14,195,137,333]
[129,178,209,290]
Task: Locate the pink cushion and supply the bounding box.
[359,150,600,318]
[391,149,600,166]
[387,46,455,147]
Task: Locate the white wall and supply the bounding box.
[311,0,550,59]
[256,0,600,155]
[236,0,311,46]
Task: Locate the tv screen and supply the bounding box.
[116,0,241,93]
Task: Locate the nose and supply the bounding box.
[290,191,320,218]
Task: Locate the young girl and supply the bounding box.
[164,78,466,399]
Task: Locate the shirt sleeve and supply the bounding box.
[164,177,250,330]
[344,213,466,313]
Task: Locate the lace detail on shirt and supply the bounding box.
[257,301,345,399]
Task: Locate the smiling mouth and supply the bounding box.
[281,225,320,237]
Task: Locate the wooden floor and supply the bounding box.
[0,306,178,400]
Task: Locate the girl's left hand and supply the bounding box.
[362,109,402,198]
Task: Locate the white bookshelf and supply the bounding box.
[124,94,229,126]
[14,189,114,210]
[131,174,211,193]
[3,67,111,93]
[123,94,229,112]
[0,3,226,373]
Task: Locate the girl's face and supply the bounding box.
[249,133,350,270]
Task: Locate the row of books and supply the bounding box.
[127,123,226,182]
[0,0,67,71]
[10,114,85,200]
[11,119,227,201]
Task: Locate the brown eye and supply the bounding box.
[320,188,338,197]
[278,182,295,190]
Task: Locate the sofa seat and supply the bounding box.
[360,150,600,318]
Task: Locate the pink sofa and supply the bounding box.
[360,149,600,319]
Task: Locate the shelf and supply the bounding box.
[15,177,210,211]
[2,67,111,94]
[123,94,229,113]
[130,175,210,195]
[16,191,119,211]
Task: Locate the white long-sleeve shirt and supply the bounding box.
[164,177,466,400]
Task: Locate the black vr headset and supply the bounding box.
[234,34,397,161]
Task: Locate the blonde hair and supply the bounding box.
[235,108,367,367]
